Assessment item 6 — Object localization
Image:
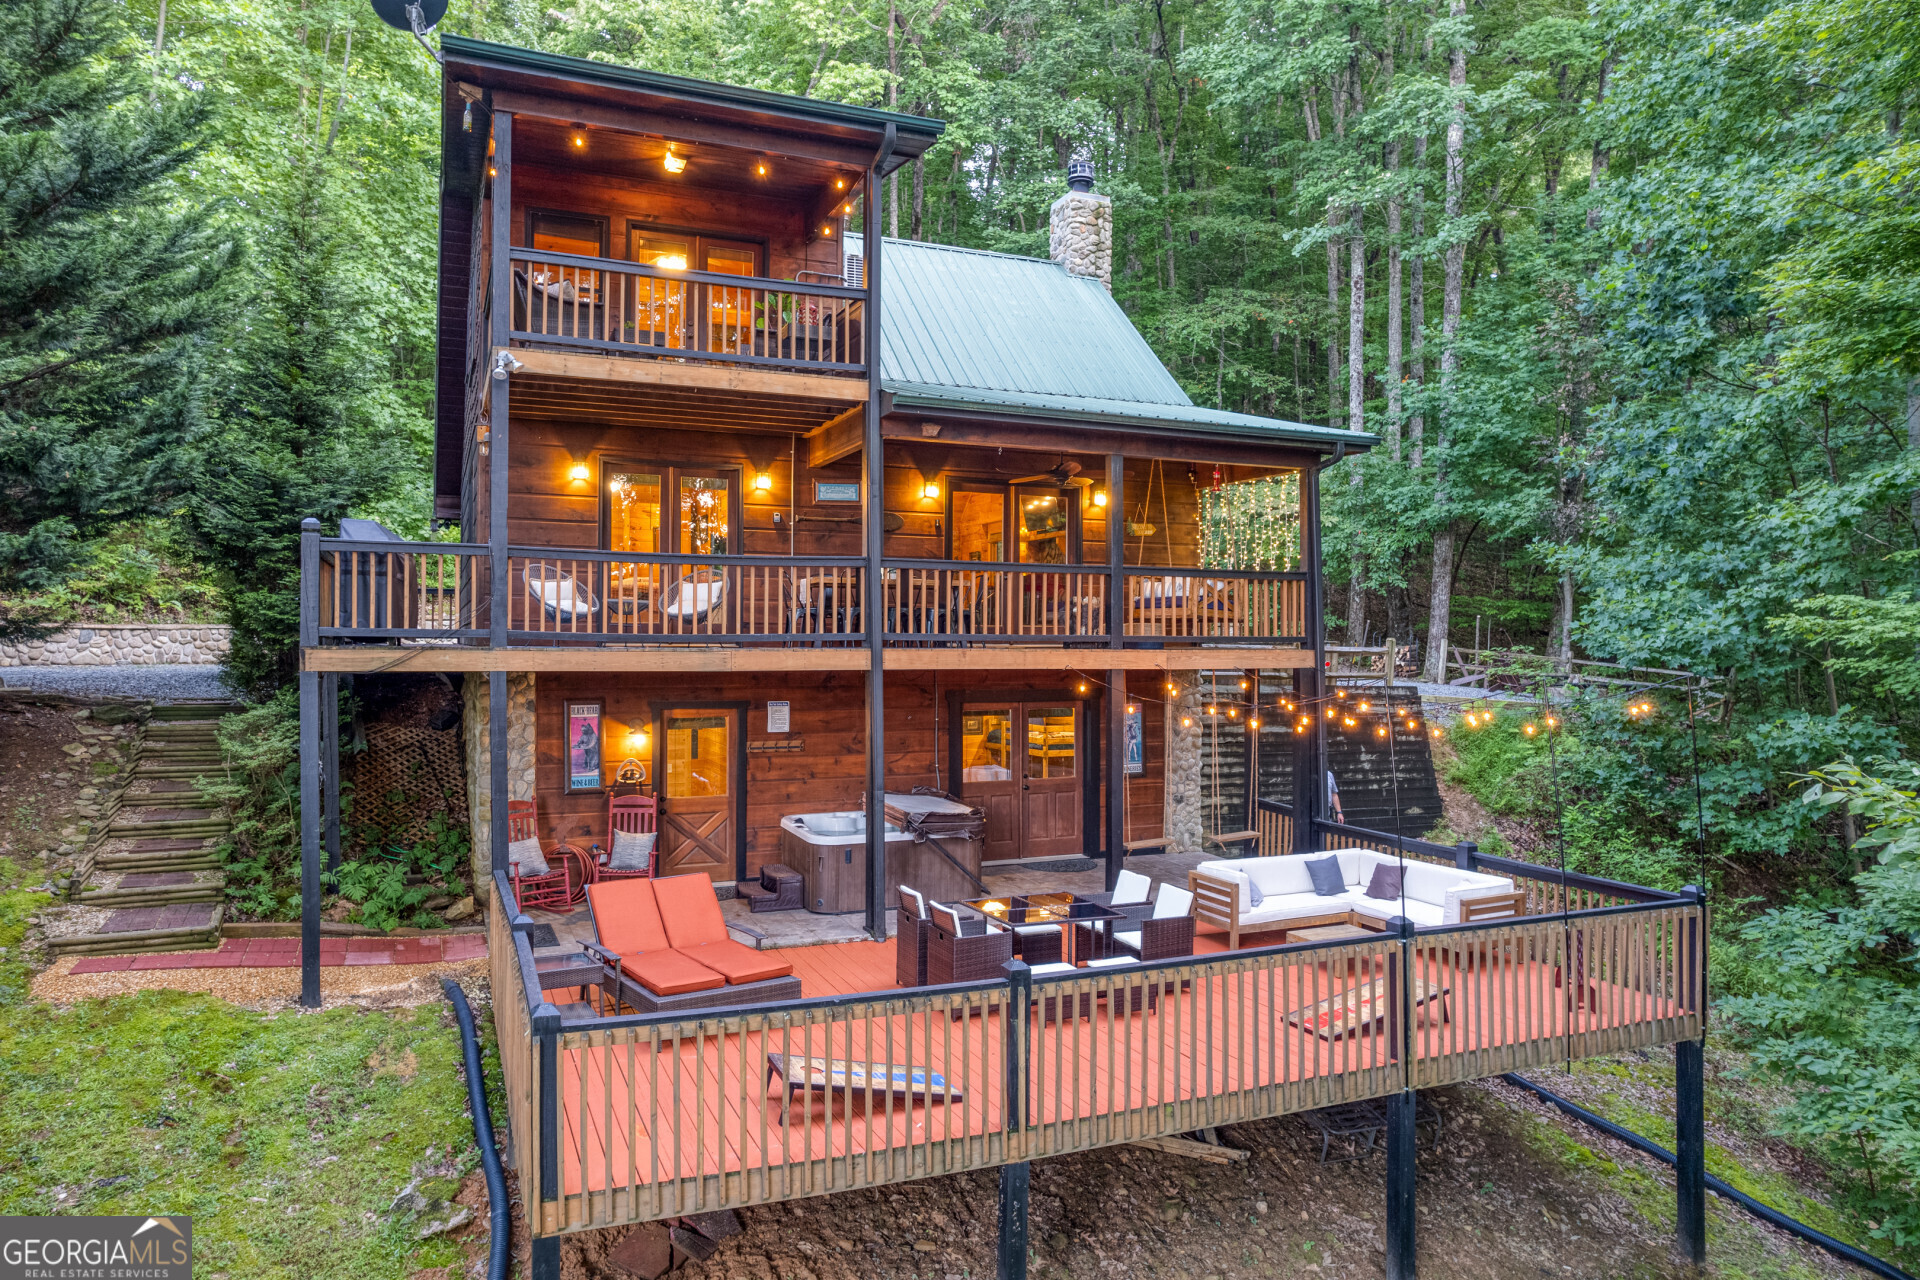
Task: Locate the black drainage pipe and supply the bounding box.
[444,978,511,1280]
[1503,1073,1914,1280]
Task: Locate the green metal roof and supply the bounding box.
[440,36,945,151]
[880,240,1376,451]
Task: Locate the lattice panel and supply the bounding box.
[348,722,469,850]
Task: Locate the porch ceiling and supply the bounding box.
[506,369,864,436]
[301,646,1315,674]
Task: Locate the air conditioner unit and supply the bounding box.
[843,253,865,289]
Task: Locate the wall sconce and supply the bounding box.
[921,480,940,501]
[570,124,587,150]
[1092,488,1109,507]
[569,463,590,483]
[821,225,834,237]
[755,160,769,177]
[835,177,846,190]
[754,472,774,493]
[663,144,686,174]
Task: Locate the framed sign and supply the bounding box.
[1124,704,1144,775]
[814,480,861,503]
[766,700,791,733]
[566,701,604,792]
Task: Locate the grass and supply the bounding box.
[0,988,494,1279]
[0,857,51,1005]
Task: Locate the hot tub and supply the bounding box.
[779,795,986,913]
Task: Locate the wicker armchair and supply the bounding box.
[925,902,1013,987]
[896,886,931,988]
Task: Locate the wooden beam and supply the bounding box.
[879,647,1314,671]
[884,413,1324,470]
[807,404,867,467]
[1130,1135,1250,1164]
[506,347,867,403]
[490,90,883,169]
[303,647,872,673]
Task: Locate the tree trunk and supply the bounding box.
[1302,90,1342,427]
[1423,0,1469,686]
[1349,213,1366,433]
[1410,136,1427,466]
[1909,376,1920,548]
[1386,142,1403,462]
[1823,642,1861,866]
[911,151,925,240]
[1586,56,1611,232]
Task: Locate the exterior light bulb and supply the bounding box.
[1249,718,1260,728]
[923,481,940,500]
[756,161,768,176]
[1524,723,1537,736]
[1077,682,1088,694]
[1126,704,1137,714]
[1181,717,1193,728]
[663,146,686,174]
[1093,489,1108,507]
[753,472,773,492]
[1357,701,1370,713]
[571,128,587,149]
[835,177,846,189]
[569,463,590,482]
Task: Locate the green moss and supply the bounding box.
[0,858,52,1006]
[0,991,481,1278]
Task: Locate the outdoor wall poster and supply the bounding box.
[1124,704,1144,774]
[567,701,603,792]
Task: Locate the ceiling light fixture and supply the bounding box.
[663,145,686,174]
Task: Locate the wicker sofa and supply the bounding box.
[1189,849,1524,948]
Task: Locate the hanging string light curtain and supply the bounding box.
[1199,471,1302,570]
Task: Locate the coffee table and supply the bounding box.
[1289,923,1378,943]
[963,892,1123,966]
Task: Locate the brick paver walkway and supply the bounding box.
[70,934,488,973]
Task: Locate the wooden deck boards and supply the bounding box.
[552,929,1687,1204]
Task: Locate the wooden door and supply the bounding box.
[959,705,1020,861]
[657,708,739,881]
[1021,704,1082,858]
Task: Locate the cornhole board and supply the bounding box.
[766,1053,962,1121]
[1287,977,1450,1041]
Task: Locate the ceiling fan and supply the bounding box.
[1008,458,1094,489]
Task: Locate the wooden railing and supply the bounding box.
[504,550,866,644]
[490,864,1704,1241]
[509,247,866,374]
[1122,569,1308,641]
[314,541,488,641]
[882,561,1108,642]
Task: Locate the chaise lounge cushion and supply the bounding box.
[624,948,727,995]
[652,873,795,986]
[588,879,729,995]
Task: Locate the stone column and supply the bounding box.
[1163,674,1205,853]
[462,670,536,881]
[1048,161,1113,291]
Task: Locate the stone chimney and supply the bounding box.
[1049,159,1112,291]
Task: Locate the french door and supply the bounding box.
[959,701,1083,862]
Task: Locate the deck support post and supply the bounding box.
[298,666,322,1009]
[531,999,562,1280]
[1104,451,1126,889]
[1295,465,1325,853]
[321,671,340,873]
[1385,1088,1417,1279]
[489,672,509,884]
[860,125,893,942]
[997,1160,1031,1280]
[1675,1037,1706,1266]
[530,1237,559,1280]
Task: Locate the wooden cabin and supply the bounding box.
[294,41,1711,1280]
[302,33,1370,926]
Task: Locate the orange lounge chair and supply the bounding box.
[653,874,796,986]
[585,877,799,1015]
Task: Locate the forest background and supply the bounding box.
[2,0,1918,1261]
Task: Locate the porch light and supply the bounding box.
[657,253,688,271]
[569,463,590,482]
[1181,716,1192,728]
[753,472,773,492]
[756,161,768,176]
[1077,682,1089,694]
[1205,704,1217,716]
[1249,718,1259,728]
[1092,489,1108,507]
[663,145,686,174]
[836,177,846,189]
[1126,704,1137,714]
[570,125,587,149]
[1165,682,1177,693]
[1357,701,1370,713]
[922,481,940,500]
[821,225,834,237]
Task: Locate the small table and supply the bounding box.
[534,950,619,1016]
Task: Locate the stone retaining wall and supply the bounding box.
[0,624,230,667]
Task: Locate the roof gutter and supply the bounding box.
[886,387,1380,455]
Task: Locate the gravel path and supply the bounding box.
[0,663,234,701]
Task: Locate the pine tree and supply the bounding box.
[0,0,234,637]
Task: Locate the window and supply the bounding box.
[528,210,607,257]
[1016,486,1075,564]
[949,487,1005,562]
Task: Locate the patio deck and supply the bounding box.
[498,890,1703,1236]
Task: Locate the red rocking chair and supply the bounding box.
[505,799,587,911]
[591,794,659,883]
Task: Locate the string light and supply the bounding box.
[1524,723,1538,736]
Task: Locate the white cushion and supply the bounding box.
[1012,923,1058,936]
[1112,869,1151,905]
[1152,883,1193,919]
[1444,882,1517,924]
[1112,930,1142,952]
[507,836,548,878]
[1085,955,1139,968]
[1027,962,1077,977]
[1193,852,1516,930]
[607,828,656,871]
[1348,896,1445,928]
[1245,857,1313,897]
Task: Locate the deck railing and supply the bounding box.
[505,550,867,645]
[1121,568,1308,641]
[313,540,488,642]
[509,247,866,374]
[882,561,1109,642]
[489,855,1703,1240]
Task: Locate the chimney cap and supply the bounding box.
[1066,159,1095,193]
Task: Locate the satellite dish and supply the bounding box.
[370,0,448,33]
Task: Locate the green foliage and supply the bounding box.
[0,992,489,1276]
[0,858,51,1008]
[1801,756,1920,867]
[329,813,470,933]
[202,693,301,920]
[0,0,236,639]
[1774,587,1920,705]
[1718,859,1920,1256]
[6,518,222,625]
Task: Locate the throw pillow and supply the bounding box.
[507,836,548,878]
[608,828,657,872]
[1245,877,1264,908]
[1365,863,1403,901]
[1306,855,1346,896]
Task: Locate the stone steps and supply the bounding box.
[47,905,224,957]
[79,879,224,907]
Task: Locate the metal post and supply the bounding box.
[1454,840,1477,871]
[1000,957,1032,1280]
[298,668,322,1008]
[1385,1088,1418,1279]
[1291,668,1318,854]
[321,671,340,873]
[861,126,894,941]
[1676,882,1707,1267]
[489,671,510,882]
[488,112,513,650]
[531,998,562,1280]
[1299,465,1326,852]
[1104,452,1126,889]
